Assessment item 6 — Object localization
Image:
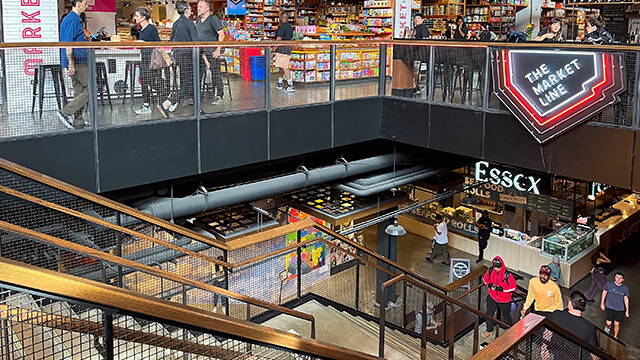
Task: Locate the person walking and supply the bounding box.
[133,7,162,116]
[548,255,565,287]
[546,291,599,359]
[57,0,90,129]
[481,256,517,338]
[426,214,449,265]
[521,265,563,317]
[197,0,226,106]
[601,272,630,338]
[274,13,295,92]
[586,248,611,302]
[475,210,492,263]
[159,1,198,117]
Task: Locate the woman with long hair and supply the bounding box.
[582,15,613,44]
[534,17,566,42]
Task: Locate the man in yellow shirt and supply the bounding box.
[521,265,563,317]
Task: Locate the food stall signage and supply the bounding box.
[589,182,611,197]
[475,161,542,195]
[492,49,626,143]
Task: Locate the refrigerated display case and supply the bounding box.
[542,223,595,261]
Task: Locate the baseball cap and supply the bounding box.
[492,258,502,268]
[540,265,552,276]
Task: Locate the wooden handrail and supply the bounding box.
[0,258,382,360]
[382,274,510,330]
[455,284,484,301]
[0,220,316,328]
[0,158,230,250]
[315,223,448,292]
[469,314,617,360]
[1,40,639,51]
[225,219,316,251]
[444,265,487,293]
[0,184,231,268]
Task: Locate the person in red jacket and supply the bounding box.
[481,256,517,338]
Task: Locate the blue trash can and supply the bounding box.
[250,56,266,81]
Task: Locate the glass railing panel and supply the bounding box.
[335,44,384,101]
[388,44,430,101]
[96,46,198,126]
[272,44,330,108]
[432,45,486,108]
[198,45,267,115]
[0,47,94,138]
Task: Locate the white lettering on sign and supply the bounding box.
[2,0,60,114]
[393,0,411,38]
[475,161,542,195]
[524,59,582,108]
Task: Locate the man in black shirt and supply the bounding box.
[453,16,468,40]
[547,291,599,359]
[274,13,294,92]
[475,210,492,263]
[197,0,226,106]
[160,0,199,116]
[412,14,431,40]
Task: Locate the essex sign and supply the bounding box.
[492,49,626,143]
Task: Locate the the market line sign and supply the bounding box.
[492,49,626,143]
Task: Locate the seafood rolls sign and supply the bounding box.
[492,49,626,143]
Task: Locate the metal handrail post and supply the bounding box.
[378,282,386,358]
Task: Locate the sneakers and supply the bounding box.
[481,331,493,338]
[425,257,433,263]
[476,259,483,263]
[274,82,283,90]
[168,103,178,112]
[442,262,450,266]
[135,105,152,115]
[211,96,225,106]
[57,111,73,129]
[156,104,168,118]
[604,325,611,334]
[285,85,296,92]
[74,121,90,129]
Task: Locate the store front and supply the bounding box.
[398,162,640,287]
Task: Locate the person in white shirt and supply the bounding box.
[426,214,449,265]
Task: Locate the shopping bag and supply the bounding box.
[150,48,173,70]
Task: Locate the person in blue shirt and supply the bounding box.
[601,272,630,338]
[57,0,90,129]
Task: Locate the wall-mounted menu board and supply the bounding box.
[601,4,627,42]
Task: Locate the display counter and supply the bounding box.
[398,206,598,288]
[595,193,640,254]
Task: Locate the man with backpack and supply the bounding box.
[482,256,517,338]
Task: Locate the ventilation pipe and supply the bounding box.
[134,153,421,221]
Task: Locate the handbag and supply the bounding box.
[149,47,173,70]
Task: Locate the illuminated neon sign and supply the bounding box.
[492,49,626,143]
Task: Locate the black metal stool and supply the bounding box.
[122,60,141,105]
[31,64,67,119]
[96,62,112,108]
[220,58,233,101]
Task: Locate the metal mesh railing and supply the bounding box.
[0,285,324,360]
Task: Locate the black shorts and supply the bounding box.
[605,308,625,322]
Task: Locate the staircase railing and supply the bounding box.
[0,220,318,337]
[379,273,510,359]
[0,257,381,360]
[471,313,619,360]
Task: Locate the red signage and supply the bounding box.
[491,49,626,143]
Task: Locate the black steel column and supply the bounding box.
[223,249,230,316]
[104,312,114,360]
[116,213,123,288]
[193,47,201,116]
[379,44,387,96]
[355,260,360,311]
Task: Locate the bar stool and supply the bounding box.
[122,60,141,105]
[31,64,68,119]
[96,62,112,108]
[220,58,233,101]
